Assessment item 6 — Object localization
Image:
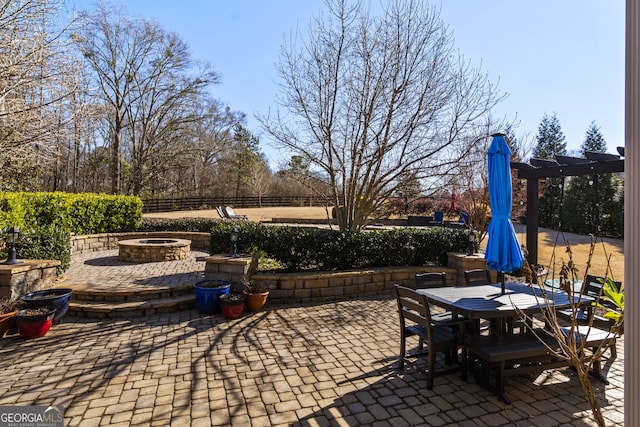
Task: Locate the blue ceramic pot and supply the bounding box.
[21,288,73,324]
[194,280,230,314]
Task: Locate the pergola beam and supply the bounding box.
[509,154,624,267]
[512,158,624,179]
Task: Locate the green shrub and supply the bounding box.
[209,222,469,271]
[0,225,71,274]
[0,192,143,234]
[0,192,142,273]
[139,217,221,232]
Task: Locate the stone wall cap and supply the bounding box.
[0,259,61,274]
[205,254,257,263]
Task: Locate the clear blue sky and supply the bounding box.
[72,1,625,167]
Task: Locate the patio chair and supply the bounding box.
[222,206,248,220]
[415,272,447,289]
[414,272,466,344]
[458,211,469,225]
[556,275,621,357]
[448,212,469,228]
[214,206,226,219]
[464,269,492,286]
[428,211,444,226]
[394,284,468,389]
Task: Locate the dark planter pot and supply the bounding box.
[194,280,230,314]
[16,307,56,339]
[220,293,246,320]
[21,288,73,324]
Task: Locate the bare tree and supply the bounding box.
[71,2,138,194]
[188,97,244,197]
[0,0,76,190]
[73,1,219,196]
[245,161,272,207]
[260,0,506,230]
[454,134,491,243]
[123,40,218,196]
[276,155,332,208]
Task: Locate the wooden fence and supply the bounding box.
[141,196,328,213]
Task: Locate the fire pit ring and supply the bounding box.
[118,238,191,263]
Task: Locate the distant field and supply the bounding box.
[144,206,624,283]
[144,206,330,222]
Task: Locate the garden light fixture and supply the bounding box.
[230,226,240,258]
[4,225,22,265]
[467,229,476,256]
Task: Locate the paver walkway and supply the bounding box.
[0,251,625,426]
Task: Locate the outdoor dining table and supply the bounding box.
[417,282,601,403]
[417,281,585,336]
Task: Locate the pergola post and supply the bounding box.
[525,177,539,268]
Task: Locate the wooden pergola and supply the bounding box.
[510,147,625,266]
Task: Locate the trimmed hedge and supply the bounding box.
[0,192,143,234]
[139,217,220,232]
[0,192,142,273]
[209,222,471,271]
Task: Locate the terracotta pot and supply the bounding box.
[243,290,269,312]
[220,293,245,320]
[15,308,56,339]
[0,310,18,338]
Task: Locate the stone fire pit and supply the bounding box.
[118,238,191,263]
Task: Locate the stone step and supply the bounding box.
[68,294,196,318]
[68,282,194,303]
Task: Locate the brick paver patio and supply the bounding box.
[0,251,624,426]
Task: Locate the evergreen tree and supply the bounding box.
[534,113,567,228]
[607,175,624,238]
[563,121,619,236]
[581,121,607,153]
[578,123,622,238]
[504,125,526,220]
[229,123,266,198]
[533,113,567,159]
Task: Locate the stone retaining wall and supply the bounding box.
[254,265,459,304]
[203,254,459,304]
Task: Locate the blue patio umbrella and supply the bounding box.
[484,133,525,295]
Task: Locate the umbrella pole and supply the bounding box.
[500,272,505,295]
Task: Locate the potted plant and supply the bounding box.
[0,297,24,338]
[243,281,270,312]
[194,280,230,314]
[15,307,56,339]
[20,288,73,324]
[219,292,246,319]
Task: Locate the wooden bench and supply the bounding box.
[465,326,616,403]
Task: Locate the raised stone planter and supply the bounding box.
[447,252,496,285]
[0,259,61,299]
[204,254,258,293]
[204,253,459,304]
